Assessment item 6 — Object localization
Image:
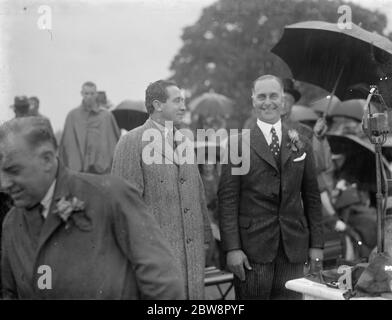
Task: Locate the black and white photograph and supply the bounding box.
[1,0,392,305]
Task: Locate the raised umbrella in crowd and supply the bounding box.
[111,100,149,131]
[272,20,392,257]
[188,92,234,119]
[271,20,392,115]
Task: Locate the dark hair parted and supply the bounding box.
[145,80,178,114]
[0,116,58,150]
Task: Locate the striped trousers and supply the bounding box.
[234,240,304,300]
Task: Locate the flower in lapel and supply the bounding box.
[53,196,85,230]
[287,129,304,153]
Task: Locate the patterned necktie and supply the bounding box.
[167,129,179,164]
[270,127,280,164]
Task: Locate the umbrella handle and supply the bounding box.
[324,66,345,119]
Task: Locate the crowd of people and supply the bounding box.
[0,75,378,300]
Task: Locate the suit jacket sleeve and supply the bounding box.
[218,135,242,252]
[111,180,185,299]
[111,133,144,198]
[1,216,17,299]
[302,140,324,249]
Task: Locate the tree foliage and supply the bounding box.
[169,0,389,127]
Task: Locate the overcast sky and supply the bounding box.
[1,0,392,131]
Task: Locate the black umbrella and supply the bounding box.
[326,133,390,193]
[271,21,392,111]
[111,100,149,131]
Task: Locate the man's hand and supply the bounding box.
[334,219,347,232]
[226,249,252,281]
[308,248,324,273]
[313,118,328,138]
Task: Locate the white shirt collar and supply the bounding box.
[151,119,171,139]
[256,118,282,146]
[41,179,56,219]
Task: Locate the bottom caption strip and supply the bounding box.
[146,303,245,317]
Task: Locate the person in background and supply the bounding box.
[96,91,112,109]
[199,161,223,269]
[28,97,41,116]
[280,78,314,140]
[59,81,120,174]
[11,96,30,118]
[312,117,347,233]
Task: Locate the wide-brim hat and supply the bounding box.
[282,78,301,102]
[11,96,30,111]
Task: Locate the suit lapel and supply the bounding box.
[249,125,279,172]
[146,119,179,166]
[281,123,293,167]
[36,163,72,255]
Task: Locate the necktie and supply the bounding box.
[167,129,179,164]
[270,127,280,164]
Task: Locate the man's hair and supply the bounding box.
[0,117,58,150]
[252,75,284,93]
[145,79,178,114]
[82,81,97,90]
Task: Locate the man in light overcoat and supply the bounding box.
[112,80,212,299]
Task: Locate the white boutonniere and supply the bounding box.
[287,129,304,152]
[53,196,85,230]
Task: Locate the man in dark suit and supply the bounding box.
[0,116,184,299]
[218,75,324,300]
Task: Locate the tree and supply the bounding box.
[169,0,389,128]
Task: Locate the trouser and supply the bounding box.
[233,240,304,300]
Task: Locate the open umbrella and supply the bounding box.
[189,92,234,118]
[111,100,149,131]
[326,133,390,193]
[271,21,392,110]
[290,105,318,122]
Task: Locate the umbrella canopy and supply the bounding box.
[189,92,234,118]
[111,100,149,131]
[290,104,319,122]
[326,133,390,192]
[271,21,392,101]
